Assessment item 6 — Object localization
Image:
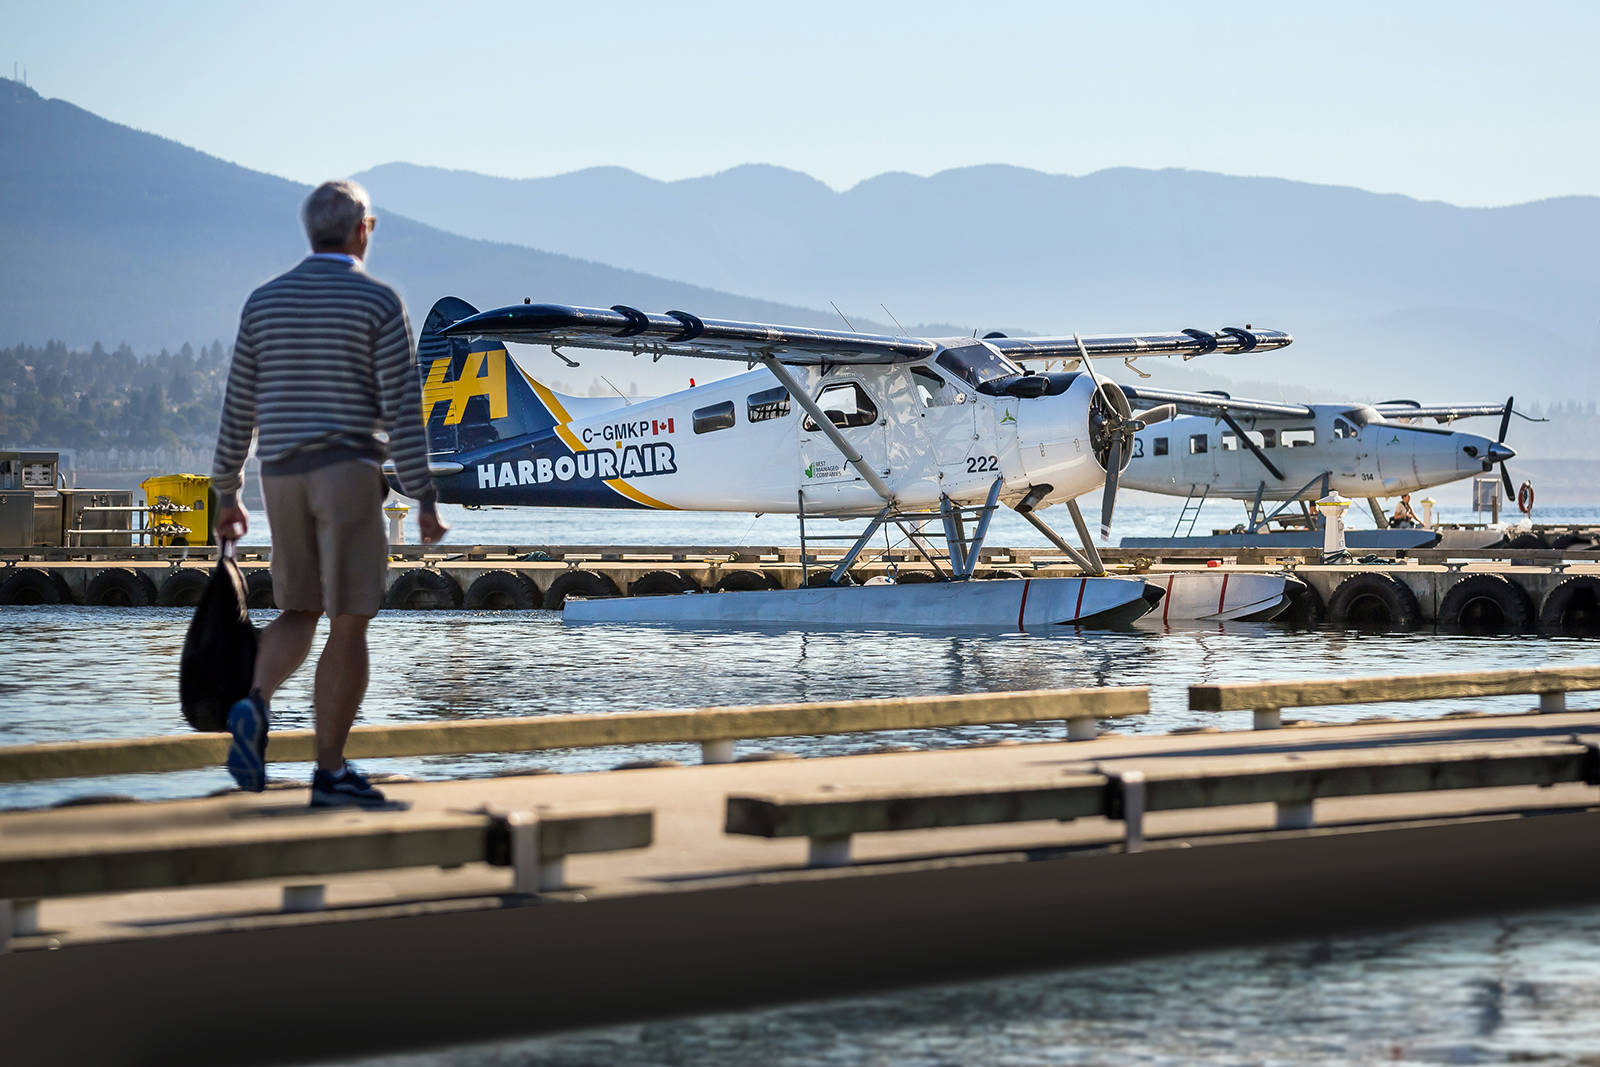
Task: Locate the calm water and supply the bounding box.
[7,501,1600,1064]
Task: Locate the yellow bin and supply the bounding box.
[141,474,213,546]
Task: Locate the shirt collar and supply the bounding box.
[307,253,359,265]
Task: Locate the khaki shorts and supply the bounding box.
[262,460,389,617]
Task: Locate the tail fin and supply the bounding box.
[418,297,559,455]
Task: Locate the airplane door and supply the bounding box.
[798,377,890,512]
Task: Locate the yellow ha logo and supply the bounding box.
[422,348,509,426]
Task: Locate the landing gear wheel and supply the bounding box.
[714,570,776,592]
[0,568,70,605]
[244,569,276,610]
[85,568,157,607]
[1326,572,1421,631]
[1436,573,1531,635]
[1538,575,1600,637]
[628,570,699,597]
[157,568,211,607]
[385,568,463,610]
[464,570,539,610]
[543,569,621,610]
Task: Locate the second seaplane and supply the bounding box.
[414,297,1294,628]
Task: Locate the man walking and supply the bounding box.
[211,179,447,807]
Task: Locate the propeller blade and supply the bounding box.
[1100,436,1124,538]
[1498,396,1514,444]
[1132,403,1177,428]
[1501,462,1515,498]
[1073,332,1103,392]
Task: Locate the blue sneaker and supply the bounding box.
[224,692,268,793]
[310,764,388,808]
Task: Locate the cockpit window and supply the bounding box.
[910,366,953,407]
[803,381,880,431]
[935,343,1021,388]
[1333,417,1358,440]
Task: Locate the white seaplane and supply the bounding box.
[410,297,1295,628]
[1085,384,1542,550]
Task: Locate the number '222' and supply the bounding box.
[966,455,999,473]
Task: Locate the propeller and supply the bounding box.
[1486,395,1517,497]
[1074,334,1178,538]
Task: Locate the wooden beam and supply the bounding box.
[0,807,654,900]
[726,774,1109,838]
[0,687,1149,782]
[1189,666,1600,713]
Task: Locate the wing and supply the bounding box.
[1373,402,1546,424]
[442,303,936,365]
[991,326,1292,362]
[442,303,1293,367]
[1116,385,1314,419]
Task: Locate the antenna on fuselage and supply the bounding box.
[599,375,630,405]
[829,302,857,331]
[880,304,908,335]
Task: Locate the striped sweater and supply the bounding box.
[211,256,435,503]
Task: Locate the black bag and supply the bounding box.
[178,544,258,732]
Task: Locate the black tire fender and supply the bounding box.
[974,569,1025,581]
[1437,573,1532,634]
[386,568,463,610]
[543,569,620,610]
[1276,576,1325,628]
[0,568,68,605]
[464,570,539,611]
[890,569,942,584]
[714,569,776,592]
[628,569,699,597]
[244,569,276,610]
[157,568,211,607]
[85,567,157,607]
[1538,575,1600,637]
[1326,572,1421,631]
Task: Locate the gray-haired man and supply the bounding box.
[211,179,448,807]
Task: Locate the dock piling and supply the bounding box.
[1252,706,1283,730]
[282,884,325,913]
[808,834,852,868]
[1540,691,1568,713]
[1112,770,1146,853]
[1276,801,1315,829]
[702,740,736,764]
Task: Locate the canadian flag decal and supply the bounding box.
[653,418,675,435]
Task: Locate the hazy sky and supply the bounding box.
[6,1,1597,206]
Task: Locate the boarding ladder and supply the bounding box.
[1171,484,1210,538]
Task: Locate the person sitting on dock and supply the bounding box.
[1391,493,1421,529]
[211,179,447,807]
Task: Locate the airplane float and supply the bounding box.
[1083,384,1542,549]
[407,297,1295,628]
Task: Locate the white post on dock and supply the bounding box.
[383,499,410,546]
[1420,497,1436,528]
[1316,492,1351,563]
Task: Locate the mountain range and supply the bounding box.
[2,76,1596,404]
[353,161,1600,399]
[0,79,853,393]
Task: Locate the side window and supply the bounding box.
[747,387,790,423]
[1260,428,1277,448]
[1282,428,1316,447]
[1153,436,1169,457]
[910,367,950,407]
[1220,432,1239,452]
[693,400,736,434]
[1189,433,1208,455]
[1333,417,1358,440]
[803,381,880,431]
[1246,430,1266,449]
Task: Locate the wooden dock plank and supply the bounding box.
[1189,666,1600,712]
[0,686,1148,782]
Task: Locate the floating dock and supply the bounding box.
[3,540,1599,633]
[2,667,1599,1064]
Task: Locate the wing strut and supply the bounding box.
[758,355,897,505]
[1216,409,1284,481]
